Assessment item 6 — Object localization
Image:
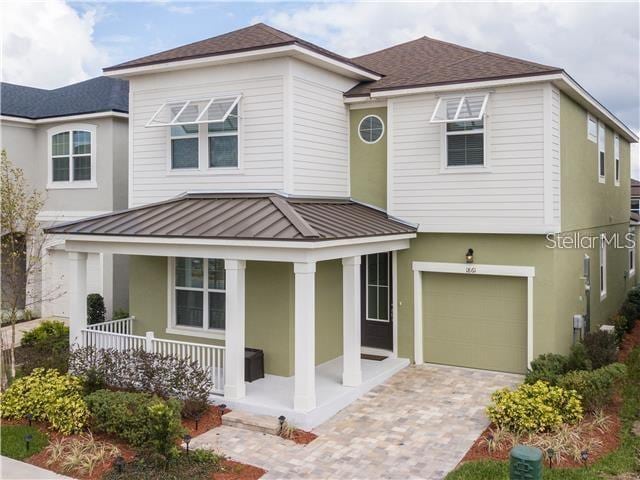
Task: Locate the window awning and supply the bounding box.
[430,93,488,123]
[146,95,240,127]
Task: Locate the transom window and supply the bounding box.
[174,257,226,331]
[366,253,390,322]
[431,93,488,168]
[48,126,95,187]
[358,115,384,144]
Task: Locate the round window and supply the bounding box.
[358,115,384,144]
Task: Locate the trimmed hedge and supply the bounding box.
[85,390,185,454]
[557,363,627,411]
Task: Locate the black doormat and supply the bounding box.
[361,353,387,361]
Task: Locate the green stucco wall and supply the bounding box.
[129,256,343,378]
[560,92,631,232]
[349,107,387,209]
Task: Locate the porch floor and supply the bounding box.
[221,355,409,429]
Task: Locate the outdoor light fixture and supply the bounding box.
[219,404,227,416]
[278,415,286,435]
[26,413,33,427]
[465,249,474,263]
[115,456,125,473]
[581,450,589,465]
[183,434,192,454]
[194,412,202,431]
[24,434,32,452]
[547,448,555,468]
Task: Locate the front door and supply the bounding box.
[361,252,393,350]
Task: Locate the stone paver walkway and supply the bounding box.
[192,363,521,480]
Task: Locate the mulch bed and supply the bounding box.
[289,429,317,445]
[214,459,267,480]
[182,405,231,438]
[619,321,640,363]
[460,398,623,469]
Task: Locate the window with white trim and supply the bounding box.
[614,134,620,186]
[430,93,489,168]
[629,228,635,277]
[632,199,640,214]
[600,233,607,300]
[366,252,390,322]
[598,122,606,183]
[48,125,96,188]
[174,257,225,331]
[358,115,384,144]
[146,96,241,171]
[587,114,597,143]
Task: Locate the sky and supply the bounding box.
[1,0,639,170]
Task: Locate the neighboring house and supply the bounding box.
[47,24,639,427]
[631,178,640,215]
[0,77,130,319]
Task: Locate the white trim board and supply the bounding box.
[411,261,535,369]
[0,111,128,125]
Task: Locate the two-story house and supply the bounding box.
[48,24,638,428]
[1,77,130,319]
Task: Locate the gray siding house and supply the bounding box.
[0,77,130,318]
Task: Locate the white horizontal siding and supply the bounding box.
[290,61,356,197]
[390,84,549,233]
[129,60,287,207]
[551,86,561,227]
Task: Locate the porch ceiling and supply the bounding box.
[46,193,416,241]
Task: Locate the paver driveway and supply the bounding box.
[192,363,522,480]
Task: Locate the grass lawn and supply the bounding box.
[0,425,49,460]
[446,348,640,480]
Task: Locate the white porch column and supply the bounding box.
[294,261,316,412]
[342,256,362,386]
[224,259,246,400]
[68,252,88,347]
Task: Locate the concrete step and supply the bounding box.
[222,410,281,435]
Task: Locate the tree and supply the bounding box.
[0,150,46,388]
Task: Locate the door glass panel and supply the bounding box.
[378,286,389,321]
[367,285,378,320]
[366,253,390,322]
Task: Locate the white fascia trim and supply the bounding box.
[38,211,112,222]
[417,224,562,234]
[412,261,535,278]
[0,111,128,125]
[104,44,380,81]
[366,72,637,143]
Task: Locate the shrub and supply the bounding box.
[87,293,106,325]
[619,286,640,332]
[85,390,184,455]
[582,330,618,369]
[18,320,70,375]
[566,342,592,371]
[0,368,89,435]
[45,433,120,476]
[113,308,130,320]
[612,314,630,345]
[557,363,627,411]
[486,381,583,433]
[70,347,212,407]
[525,353,570,384]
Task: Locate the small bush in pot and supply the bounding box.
[86,293,106,325]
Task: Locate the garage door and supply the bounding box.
[422,272,527,374]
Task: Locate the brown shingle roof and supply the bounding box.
[345,36,562,97]
[103,23,379,76]
[45,193,416,241]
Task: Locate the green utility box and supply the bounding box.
[509,445,543,480]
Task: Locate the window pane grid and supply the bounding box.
[51,130,92,182]
[175,258,225,331]
[367,253,390,322]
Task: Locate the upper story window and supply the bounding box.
[614,134,620,186]
[47,124,96,189]
[587,114,597,143]
[598,122,606,183]
[147,96,241,172]
[358,115,384,144]
[600,233,607,300]
[632,198,640,214]
[430,93,489,169]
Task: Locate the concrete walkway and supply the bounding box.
[0,317,68,348]
[0,456,74,479]
[192,363,522,480]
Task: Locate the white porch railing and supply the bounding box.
[80,323,225,395]
[86,316,134,334]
